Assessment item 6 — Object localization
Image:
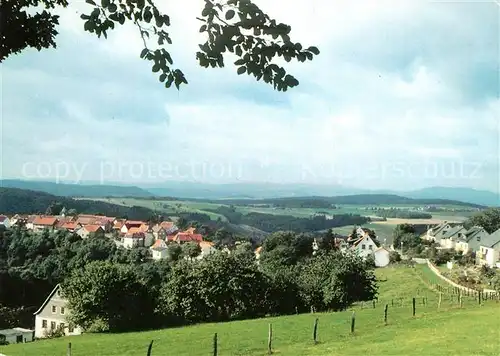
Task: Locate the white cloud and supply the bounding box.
[1,0,498,191]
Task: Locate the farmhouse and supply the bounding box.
[33,284,81,339]
[0,328,34,344]
[477,228,500,268]
[32,216,59,232]
[75,224,105,239]
[455,226,489,254]
[150,239,168,260]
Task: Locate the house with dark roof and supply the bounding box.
[33,284,81,339]
[478,228,500,268]
[439,225,467,249]
[455,226,490,254]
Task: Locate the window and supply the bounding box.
[60,307,65,315]
[477,236,481,241]
[368,245,373,250]
[52,305,57,313]
[16,335,23,343]
[361,244,366,250]
[42,320,47,328]
[50,321,56,330]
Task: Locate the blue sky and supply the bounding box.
[1,0,499,192]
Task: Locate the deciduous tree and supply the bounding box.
[1,0,320,91]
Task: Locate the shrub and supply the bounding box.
[389,251,401,264]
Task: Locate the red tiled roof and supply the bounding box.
[166,234,176,242]
[125,232,145,239]
[175,233,203,242]
[33,216,58,226]
[151,239,167,249]
[60,222,80,230]
[128,227,141,234]
[125,220,144,226]
[84,224,103,233]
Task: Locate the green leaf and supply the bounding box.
[234,59,245,65]
[101,0,110,7]
[237,66,246,75]
[307,46,320,55]
[83,21,94,32]
[159,73,167,82]
[108,3,117,12]
[140,48,148,58]
[152,64,160,73]
[85,0,96,5]
[199,25,207,32]
[225,10,235,20]
[144,8,153,23]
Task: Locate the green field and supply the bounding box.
[3,266,499,356]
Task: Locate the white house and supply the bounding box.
[455,226,489,254]
[350,235,380,259]
[373,247,390,267]
[439,225,467,250]
[197,241,217,259]
[0,328,34,344]
[120,221,144,234]
[478,229,500,268]
[123,232,145,249]
[33,284,82,339]
[0,215,11,229]
[150,239,168,260]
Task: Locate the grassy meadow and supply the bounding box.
[3,265,499,356]
[79,197,471,245]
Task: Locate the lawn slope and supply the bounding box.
[2,267,499,356]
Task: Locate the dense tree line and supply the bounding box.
[207,207,369,233]
[0,188,156,220]
[374,210,432,219]
[0,227,377,333]
[464,208,500,233]
[201,195,481,208]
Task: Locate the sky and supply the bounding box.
[1,0,499,192]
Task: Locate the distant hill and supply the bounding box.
[197,194,485,209]
[404,187,499,207]
[143,182,498,207]
[0,187,156,220]
[0,179,153,198]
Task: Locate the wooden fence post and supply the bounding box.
[384,304,388,325]
[313,318,319,344]
[372,300,376,309]
[412,297,416,316]
[438,292,442,309]
[478,291,482,305]
[268,324,273,355]
[350,312,356,334]
[213,333,218,356]
[146,340,153,356]
[67,342,72,356]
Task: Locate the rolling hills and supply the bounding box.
[0,188,155,220]
[0,180,152,198]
